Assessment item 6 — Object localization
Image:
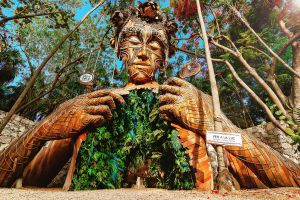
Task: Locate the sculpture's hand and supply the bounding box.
[159,77,206,134]
[37,90,124,140]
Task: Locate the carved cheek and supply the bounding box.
[153,54,162,68]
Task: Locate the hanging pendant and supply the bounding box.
[79,73,94,86]
[178,60,201,78]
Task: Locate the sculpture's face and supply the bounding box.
[118,20,168,84]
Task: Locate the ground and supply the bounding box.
[0,187,299,200]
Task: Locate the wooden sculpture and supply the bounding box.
[0,1,299,190]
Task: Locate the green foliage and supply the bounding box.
[0,0,78,28]
[72,90,195,190]
[266,100,300,151]
[0,49,23,112]
[0,50,21,85]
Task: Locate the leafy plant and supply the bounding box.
[72,89,195,190]
[266,99,300,151]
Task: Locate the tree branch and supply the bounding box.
[230,5,300,79]
[0,0,105,135]
[198,37,289,117]
[213,58,286,133]
[221,35,239,52]
[175,33,199,40]
[22,49,35,76]
[175,47,205,58]
[247,46,272,60]
[278,20,294,39]
[264,61,289,108]
[17,70,76,114]
[209,6,221,36]
[210,39,237,56]
[17,44,102,114]
[271,32,300,75]
[0,12,63,25]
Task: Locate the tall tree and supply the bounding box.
[0,0,105,134]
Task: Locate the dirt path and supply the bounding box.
[0,187,299,200]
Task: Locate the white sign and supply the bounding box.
[80,73,94,84]
[206,131,242,147]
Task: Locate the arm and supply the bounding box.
[0,124,47,187]
[0,89,124,187]
[22,138,74,187]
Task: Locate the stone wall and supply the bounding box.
[246,122,300,164]
[0,110,35,152]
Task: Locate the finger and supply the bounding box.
[88,96,116,110]
[88,114,105,127]
[159,93,178,106]
[160,113,172,121]
[164,77,189,87]
[85,89,111,98]
[159,85,181,95]
[86,105,113,120]
[159,105,175,122]
[159,104,175,115]
[109,92,125,104]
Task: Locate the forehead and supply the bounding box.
[119,20,168,46]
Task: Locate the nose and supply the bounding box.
[137,47,149,61]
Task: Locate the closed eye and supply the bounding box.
[148,41,161,51]
[128,36,141,45]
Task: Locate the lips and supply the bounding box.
[133,62,151,66]
[129,64,152,76]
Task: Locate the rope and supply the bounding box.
[83,50,93,74]
[92,48,102,74]
[111,55,117,85]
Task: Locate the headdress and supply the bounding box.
[110,1,178,62]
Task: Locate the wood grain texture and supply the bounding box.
[171,123,213,191]
[225,133,300,188]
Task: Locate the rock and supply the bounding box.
[10,132,17,137]
[272,143,281,149]
[14,116,21,122]
[27,121,35,126]
[0,136,11,144]
[282,143,291,149]
[250,127,258,133]
[1,129,11,136]
[19,126,26,133]
[0,143,9,152]
[20,118,29,124]
[265,123,274,131]
[269,139,277,144]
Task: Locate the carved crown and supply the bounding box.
[110,1,178,56]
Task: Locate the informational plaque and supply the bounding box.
[206,131,243,147]
[79,73,94,85]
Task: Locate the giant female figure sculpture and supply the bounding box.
[0,2,299,190]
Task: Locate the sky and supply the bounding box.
[75,1,171,20]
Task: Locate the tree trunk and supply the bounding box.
[236,54,290,117]
[196,0,236,191]
[291,43,300,123]
[0,0,105,135]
